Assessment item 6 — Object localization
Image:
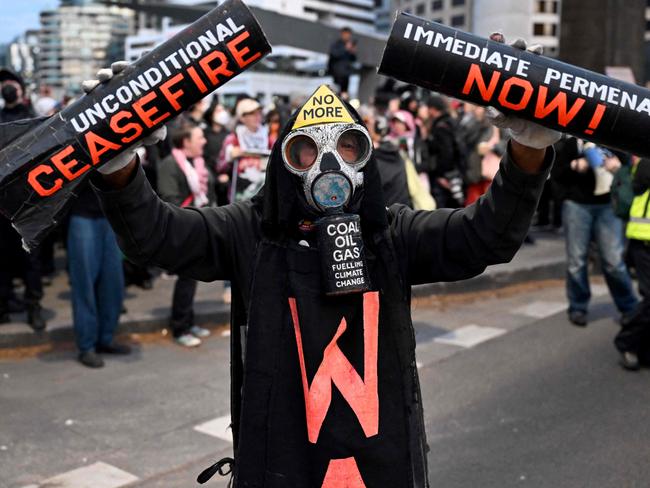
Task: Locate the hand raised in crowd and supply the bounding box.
[81,61,167,185]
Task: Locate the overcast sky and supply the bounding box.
[0,0,209,44]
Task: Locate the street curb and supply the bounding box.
[0,259,566,350]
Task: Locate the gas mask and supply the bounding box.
[281,122,371,212]
[281,85,373,295]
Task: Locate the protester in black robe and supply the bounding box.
[82,63,561,485]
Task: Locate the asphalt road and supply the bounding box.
[2,280,649,488]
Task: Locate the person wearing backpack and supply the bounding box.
[615,158,650,370]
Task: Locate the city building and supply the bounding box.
[124,0,387,105]
[38,2,134,94]
[392,0,472,31]
[244,0,378,34]
[392,0,561,56]
[2,30,40,87]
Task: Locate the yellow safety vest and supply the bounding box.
[626,188,650,240]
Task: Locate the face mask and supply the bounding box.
[281,122,371,213]
[1,84,18,105]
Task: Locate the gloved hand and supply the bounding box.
[82,61,167,175]
[486,33,562,150]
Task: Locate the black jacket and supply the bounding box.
[328,39,357,79]
[374,141,412,207]
[553,137,610,205]
[424,113,459,177]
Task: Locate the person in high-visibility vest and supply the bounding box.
[615,158,650,370]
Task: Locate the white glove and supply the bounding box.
[485,34,562,150]
[82,61,168,175]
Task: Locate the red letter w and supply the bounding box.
[289,292,379,444]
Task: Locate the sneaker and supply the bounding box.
[96,342,132,355]
[78,351,105,368]
[568,310,587,327]
[619,351,641,371]
[190,325,211,338]
[175,333,201,347]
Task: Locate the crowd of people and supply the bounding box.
[1,57,649,371]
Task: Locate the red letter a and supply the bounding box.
[289,292,379,444]
[321,457,367,488]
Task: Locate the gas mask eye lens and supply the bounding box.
[285,135,318,171]
[337,129,370,164]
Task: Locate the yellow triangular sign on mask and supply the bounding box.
[292,85,355,130]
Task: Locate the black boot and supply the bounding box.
[27,303,46,332]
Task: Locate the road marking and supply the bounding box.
[512,301,566,319]
[21,462,138,488]
[434,325,506,348]
[194,414,233,443]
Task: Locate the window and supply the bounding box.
[536,1,546,13]
[431,0,443,10]
[551,1,559,13]
[452,0,465,5]
[451,14,465,27]
[416,2,425,15]
[551,23,557,36]
[533,23,545,36]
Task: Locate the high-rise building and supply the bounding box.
[3,30,40,86]
[392,0,561,56]
[38,3,134,93]
[392,0,472,31]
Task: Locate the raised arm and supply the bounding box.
[94,157,246,282]
[392,141,553,285]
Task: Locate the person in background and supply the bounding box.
[203,100,232,207]
[327,26,357,97]
[157,122,214,347]
[423,95,465,208]
[615,157,650,370]
[68,182,130,368]
[184,99,208,128]
[361,109,411,207]
[0,74,45,331]
[266,109,282,146]
[387,110,436,210]
[554,137,638,327]
[218,98,272,204]
[461,104,503,205]
[0,78,34,122]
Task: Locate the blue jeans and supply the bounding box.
[563,200,638,314]
[67,216,124,353]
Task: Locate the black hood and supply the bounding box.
[252,98,388,239]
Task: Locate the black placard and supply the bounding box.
[379,13,650,158]
[0,0,271,250]
[316,214,370,296]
